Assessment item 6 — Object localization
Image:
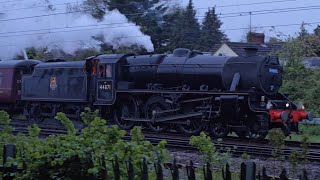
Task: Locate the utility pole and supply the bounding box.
[249,12,252,33]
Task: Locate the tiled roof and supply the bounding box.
[213,42,283,56]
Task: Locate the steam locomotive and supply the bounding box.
[0,48,313,139]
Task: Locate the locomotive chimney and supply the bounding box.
[244,47,258,57]
[247,32,265,44]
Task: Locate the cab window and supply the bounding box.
[106,64,112,78]
[99,65,105,78]
[99,64,112,78]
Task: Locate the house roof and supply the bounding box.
[212,42,283,57]
[303,57,320,68]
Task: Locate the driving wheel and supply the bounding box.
[211,122,229,138]
[178,118,204,135]
[113,95,139,130]
[144,96,170,133]
[248,114,269,140]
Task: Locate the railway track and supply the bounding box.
[2,119,320,161]
[139,132,320,161]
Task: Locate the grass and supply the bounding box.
[228,125,320,143]
[285,133,320,143]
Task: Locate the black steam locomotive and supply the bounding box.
[0,48,313,139]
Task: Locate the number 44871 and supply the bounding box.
[99,84,111,90]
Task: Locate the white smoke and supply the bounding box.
[0,0,154,60]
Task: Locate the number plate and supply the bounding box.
[98,81,112,91]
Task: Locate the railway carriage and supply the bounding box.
[0,60,41,113]
[0,47,313,140]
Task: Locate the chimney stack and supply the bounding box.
[247,32,265,44]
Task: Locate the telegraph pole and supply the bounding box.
[249,12,252,33]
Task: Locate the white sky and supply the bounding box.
[0,0,319,59]
[190,0,319,41]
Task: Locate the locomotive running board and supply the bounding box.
[122,112,203,123]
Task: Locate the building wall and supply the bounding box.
[213,44,238,57]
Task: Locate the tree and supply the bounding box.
[199,8,228,51]
[298,22,309,38]
[160,8,184,52]
[268,37,283,43]
[177,0,201,50]
[15,47,48,60]
[279,22,320,116]
[314,25,320,36]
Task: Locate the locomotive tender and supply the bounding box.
[0,48,313,139]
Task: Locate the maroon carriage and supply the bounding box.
[0,60,41,111]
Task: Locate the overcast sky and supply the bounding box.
[190,0,319,41]
[0,0,319,59]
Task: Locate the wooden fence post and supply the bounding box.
[2,144,17,180]
[261,167,268,180]
[154,159,163,180]
[240,161,256,180]
[203,162,212,180]
[127,158,134,180]
[279,168,289,180]
[112,156,120,180]
[186,160,195,180]
[101,155,109,180]
[224,163,231,180]
[299,169,308,180]
[141,158,148,180]
[171,159,179,180]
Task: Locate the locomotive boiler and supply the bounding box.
[126,48,282,95]
[0,48,313,140]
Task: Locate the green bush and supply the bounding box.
[1,109,169,179]
[190,132,231,167]
[300,124,320,136]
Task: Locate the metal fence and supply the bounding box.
[1,144,309,180]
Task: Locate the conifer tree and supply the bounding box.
[178,0,201,50]
[199,8,228,51]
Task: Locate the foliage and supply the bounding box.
[15,47,48,60]
[55,112,77,135]
[1,109,169,179]
[241,152,250,160]
[78,0,228,53]
[80,107,100,125]
[288,150,300,176]
[300,124,320,136]
[159,8,184,52]
[279,24,320,116]
[314,25,320,36]
[199,7,228,51]
[27,124,41,138]
[300,134,310,166]
[71,48,100,60]
[289,134,310,177]
[268,129,285,160]
[177,0,201,50]
[0,110,12,134]
[190,132,231,167]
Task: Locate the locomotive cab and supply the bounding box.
[86,54,130,105]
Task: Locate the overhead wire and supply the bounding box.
[2,1,319,22]
[1,4,320,37]
[0,0,300,13]
[0,0,319,48]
